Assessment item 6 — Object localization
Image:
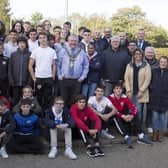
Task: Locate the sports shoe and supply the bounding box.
[94,146,104,157]
[147,127,153,134]
[101,129,115,139]
[64,148,77,160]
[137,135,152,145]
[0,147,8,159]
[48,147,57,159]
[125,136,133,148]
[86,147,96,157]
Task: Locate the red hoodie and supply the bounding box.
[70,104,101,133]
[108,94,137,118]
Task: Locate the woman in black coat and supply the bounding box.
[149,56,168,141]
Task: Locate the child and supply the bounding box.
[71,95,104,157]
[0,99,15,158]
[44,97,77,160]
[9,98,43,154]
[13,85,42,116]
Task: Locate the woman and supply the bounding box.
[149,56,168,141]
[124,48,151,122]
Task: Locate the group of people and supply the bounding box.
[0,19,168,159]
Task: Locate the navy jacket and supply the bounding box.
[44,107,75,129]
[14,111,39,135]
[149,68,168,112]
[0,110,15,134]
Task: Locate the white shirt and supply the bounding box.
[30,46,57,78]
[28,39,39,52]
[4,42,18,58]
[88,96,112,113]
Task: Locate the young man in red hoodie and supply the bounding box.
[108,83,152,148]
[70,95,104,157]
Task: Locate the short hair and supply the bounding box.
[128,40,136,45]
[159,56,168,63]
[54,96,64,103]
[75,95,87,102]
[78,26,86,32]
[9,29,17,34]
[68,34,78,42]
[53,26,62,31]
[17,36,29,48]
[22,85,33,92]
[64,21,71,27]
[96,85,105,90]
[113,81,123,89]
[83,29,91,33]
[88,42,96,49]
[111,35,120,42]
[38,31,48,37]
[145,46,156,56]
[29,28,37,34]
[23,21,31,25]
[20,98,32,106]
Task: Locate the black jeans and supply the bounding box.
[0,79,8,97]
[60,79,81,107]
[36,78,53,110]
[0,129,12,148]
[8,134,43,154]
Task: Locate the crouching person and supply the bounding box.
[0,100,15,158]
[44,97,77,160]
[71,95,104,158]
[9,98,43,154]
[108,83,152,148]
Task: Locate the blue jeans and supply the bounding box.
[132,95,142,122]
[152,111,166,131]
[82,82,97,98]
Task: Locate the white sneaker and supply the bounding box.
[147,127,153,133]
[0,147,8,159]
[48,147,57,159]
[65,148,77,160]
[101,129,115,139]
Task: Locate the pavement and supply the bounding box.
[1,133,168,168]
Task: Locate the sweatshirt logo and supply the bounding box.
[120,102,124,106]
[84,116,88,121]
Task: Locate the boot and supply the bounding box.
[152,130,157,142]
[156,130,163,142]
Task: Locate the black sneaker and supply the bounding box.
[86,147,96,157]
[94,146,105,157]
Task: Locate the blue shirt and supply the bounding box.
[57,45,89,80]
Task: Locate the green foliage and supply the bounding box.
[0,0,10,31]
[31,12,43,27]
[155,48,168,58]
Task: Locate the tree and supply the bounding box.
[0,0,11,31]
[31,12,43,27]
[109,6,168,47]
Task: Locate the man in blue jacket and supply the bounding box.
[44,96,77,160]
[9,98,43,154]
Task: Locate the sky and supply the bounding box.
[10,0,168,30]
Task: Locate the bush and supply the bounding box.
[155,48,168,58]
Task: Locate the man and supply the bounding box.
[0,99,15,158]
[108,83,152,148]
[29,32,57,110]
[23,21,32,38]
[45,97,77,159]
[79,28,92,53]
[4,29,18,58]
[128,40,137,58]
[63,21,71,39]
[119,32,129,52]
[88,86,116,139]
[28,28,39,52]
[78,26,86,42]
[101,27,112,49]
[71,95,104,157]
[57,34,89,106]
[8,36,31,105]
[101,35,130,96]
[136,28,150,51]
[0,41,8,96]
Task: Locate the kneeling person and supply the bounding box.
[44,97,77,160]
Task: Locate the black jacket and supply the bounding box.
[8,48,31,86]
[136,40,151,51]
[101,47,130,83]
[93,38,108,53]
[0,110,15,134]
[149,68,168,112]
[44,107,75,129]
[0,54,8,80]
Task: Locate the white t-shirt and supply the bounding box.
[28,39,39,52]
[88,96,112,113]
[30,46,57,78]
